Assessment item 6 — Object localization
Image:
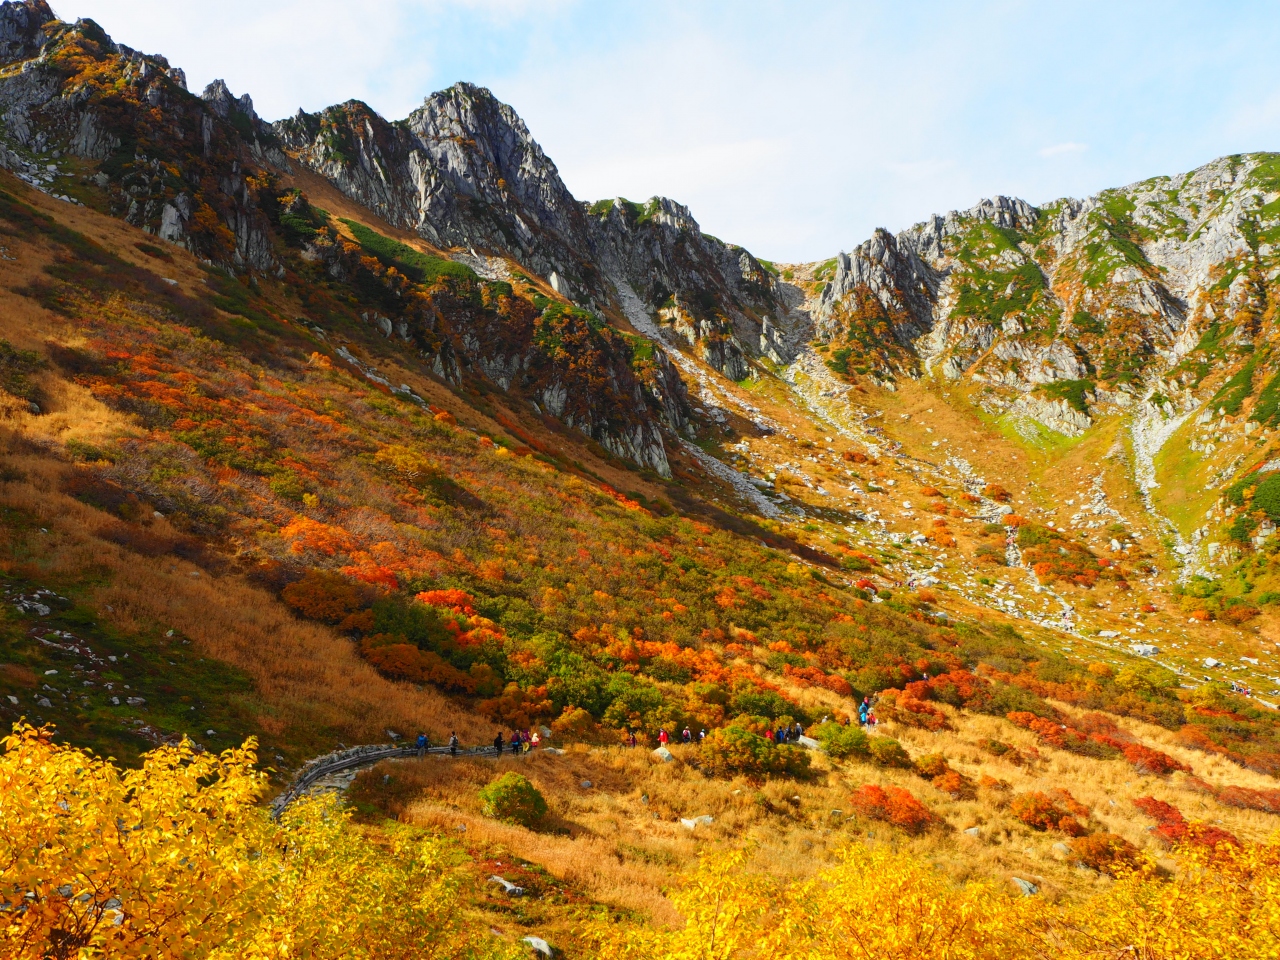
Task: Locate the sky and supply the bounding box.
[61,0,1280,262]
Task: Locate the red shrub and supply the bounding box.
[1215,785,1280,814]
[1120,742,1189,775]
[1133,796,1240,852]
[850,784,937,835]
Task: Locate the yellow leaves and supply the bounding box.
[1,724,522,960]
[591,839,1280,960]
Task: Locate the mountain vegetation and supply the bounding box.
[1,2,1279,956]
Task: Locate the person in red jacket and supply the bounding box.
[658,728,669,745]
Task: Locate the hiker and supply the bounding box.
[510,732,521,755]
[765,729,775,742]
[493,732,503,755]
[698,729,706,743]
[658,728,669,745]
[448,732,459,757]
[682,727,691,743]
[416,732,428,757]
[530,729,540,750]
[520,729,530,753]
[628,731,637,748]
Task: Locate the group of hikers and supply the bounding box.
[493,729,541,754]
[412,729,543,757]
[412,699,882,760]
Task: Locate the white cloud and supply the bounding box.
[1038,142,1089,158]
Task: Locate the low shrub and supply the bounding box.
[867,736,913,768]
[478,773,547,828]
[849,784,937,834]
[812,722,869,760]
[1216,785,1280,814]
[700,725,811,780]
[1070,832,1142,876]
[1134,796,1240,852]
[877,690,948,731]
[1010,791,1086,836]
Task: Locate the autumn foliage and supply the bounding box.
[849,784,937,834]
[590,838,1280,959]
[0,725,519,960]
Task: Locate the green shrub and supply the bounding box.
[340,219,477,285]
[812,722,869,760]
[1253,473,1280,522]
[478,773,547,828]
[867,736,913,768]
[700,725,811,780]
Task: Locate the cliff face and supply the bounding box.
[0,2,280,270]
[274,86,599,297]
[815,156,1280,430]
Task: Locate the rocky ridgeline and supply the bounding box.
[274,85,789,382]
[815,156,1280,438]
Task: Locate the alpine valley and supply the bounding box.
[2,3,1280,959]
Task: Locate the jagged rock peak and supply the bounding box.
[0,0,54,64]
[202,79,258,124]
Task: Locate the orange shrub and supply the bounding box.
[282,570,364,623]
[1071,832,1142,876]
[279,516,356,556]
[849,784,937,834]
[415,589,476,616]
[920,487,941,497]
[359,638,475,693]
[1010,791,1086,835]
[932,770,976,800]
[877,690,948,731]
[478,682,553,729]
[984,483,1012,502]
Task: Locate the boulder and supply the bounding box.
[652,746,674,762]
[679,815,714,830]
[522,936,553,957]
[1011,877,1038,896]
[490,876,524,896]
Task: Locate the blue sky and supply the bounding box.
[66,1,1280,261]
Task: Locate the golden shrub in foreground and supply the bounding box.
[591,836,1280,960]
[0,725,520,960]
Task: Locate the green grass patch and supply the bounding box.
[340,219,477,285]
[1038,379,1094,413]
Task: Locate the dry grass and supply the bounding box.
[342,698,1280,928]
[0,439,491,748]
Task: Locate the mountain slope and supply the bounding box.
[2,2,1280,955]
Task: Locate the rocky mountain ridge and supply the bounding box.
[814,155,1280,436]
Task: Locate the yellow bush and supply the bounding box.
[591,836,1280,959]
[0,724,520,960]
